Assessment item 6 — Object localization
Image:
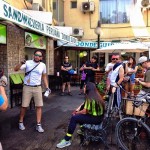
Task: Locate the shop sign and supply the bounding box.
[0,24,6,44]
[25,32,46,49]
[57,40,113,48]
[0,0,78,44]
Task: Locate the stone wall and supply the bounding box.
[7,24,25,74]
[0,44,7,75]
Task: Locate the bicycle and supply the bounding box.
[115,92,150,150]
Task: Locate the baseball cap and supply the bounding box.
[138,56,148,64]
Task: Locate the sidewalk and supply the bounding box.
[0,86,116,150]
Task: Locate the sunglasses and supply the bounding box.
[34,54,42,57]
[65,58,69,59]
[112,58,118,60]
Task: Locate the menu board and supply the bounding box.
[0,24,6,44]
[25,32,46,49]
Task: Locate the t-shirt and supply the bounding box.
[105,62,115,78]
[142,68,150,92]
[20,60,46,86]
[110,63,123,86]
[84,61,99,77]
[61,62,72,76]
[84,98,103,116]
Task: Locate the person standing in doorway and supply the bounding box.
[14,50,50,133]
[61,56,73,96]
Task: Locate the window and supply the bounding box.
[100,0,134,24]
[71,1,77,8]
[53,2,56,10]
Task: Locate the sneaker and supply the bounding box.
[79,93,83,95]
[56,139,71,148]
[68,92,72,96]
[36,124,44,133]
[61,92,65,96]
[19,122,25,130]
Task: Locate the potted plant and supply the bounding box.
[134,84,142,96]
[96,75,106,97]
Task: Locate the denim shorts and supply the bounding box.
[129,73,135,84]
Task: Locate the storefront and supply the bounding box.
[0,0,77,103]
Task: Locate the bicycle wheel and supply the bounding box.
[116,117,150,150]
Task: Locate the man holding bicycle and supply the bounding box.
[110,55,124,108]
[135,56,150,104]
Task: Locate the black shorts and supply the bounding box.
[62,75,71,83]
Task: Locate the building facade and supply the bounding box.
[0,0,77,105]
[55,0,150,71]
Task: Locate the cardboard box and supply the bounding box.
[126,100,149,116]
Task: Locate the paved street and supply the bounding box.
[0,86,117,150]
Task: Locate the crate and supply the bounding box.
[126,100,149,116]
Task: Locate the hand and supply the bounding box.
[72,111,77,116]
[46,88,51,94]
[0,76,7,87]
[21,59,26,64]
[134,78,139,83]
[112,87,116,93]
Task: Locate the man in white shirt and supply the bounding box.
[105,55,118,92]
[110,55,124,108]
[14,50,49,133]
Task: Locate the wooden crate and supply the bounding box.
[126,100,149,117]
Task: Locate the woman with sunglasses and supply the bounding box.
[124,56,138,98]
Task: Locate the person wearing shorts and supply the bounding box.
[61,56,73,96]
[14,50,49,133]
[124,56,138,98]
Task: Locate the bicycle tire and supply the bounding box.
[115,117,150,150]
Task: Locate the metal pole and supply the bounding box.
[98,34,100,49]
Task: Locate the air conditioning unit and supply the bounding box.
[72,28,84,37]
[81,1,95,13]
[32,0,42,6]
[32,3,44,11]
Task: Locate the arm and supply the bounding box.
[61,65,72,71]
[14,60,26,71]
[0,86,8,111]
[74,108,87,115]
[128,66,138,74]
[14,63,22,71]
[92,65,100,71]
[135,78,150,88]
[42,73,49,89]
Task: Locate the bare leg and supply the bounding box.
[130,83,135,96]
[0,142,3,150]
[124,83,129,98]
[36,107,42,123]
[67,82,71,93]
[62,83,66,93]
[19,107,27,122]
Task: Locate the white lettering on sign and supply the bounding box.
[0,0,78,44]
